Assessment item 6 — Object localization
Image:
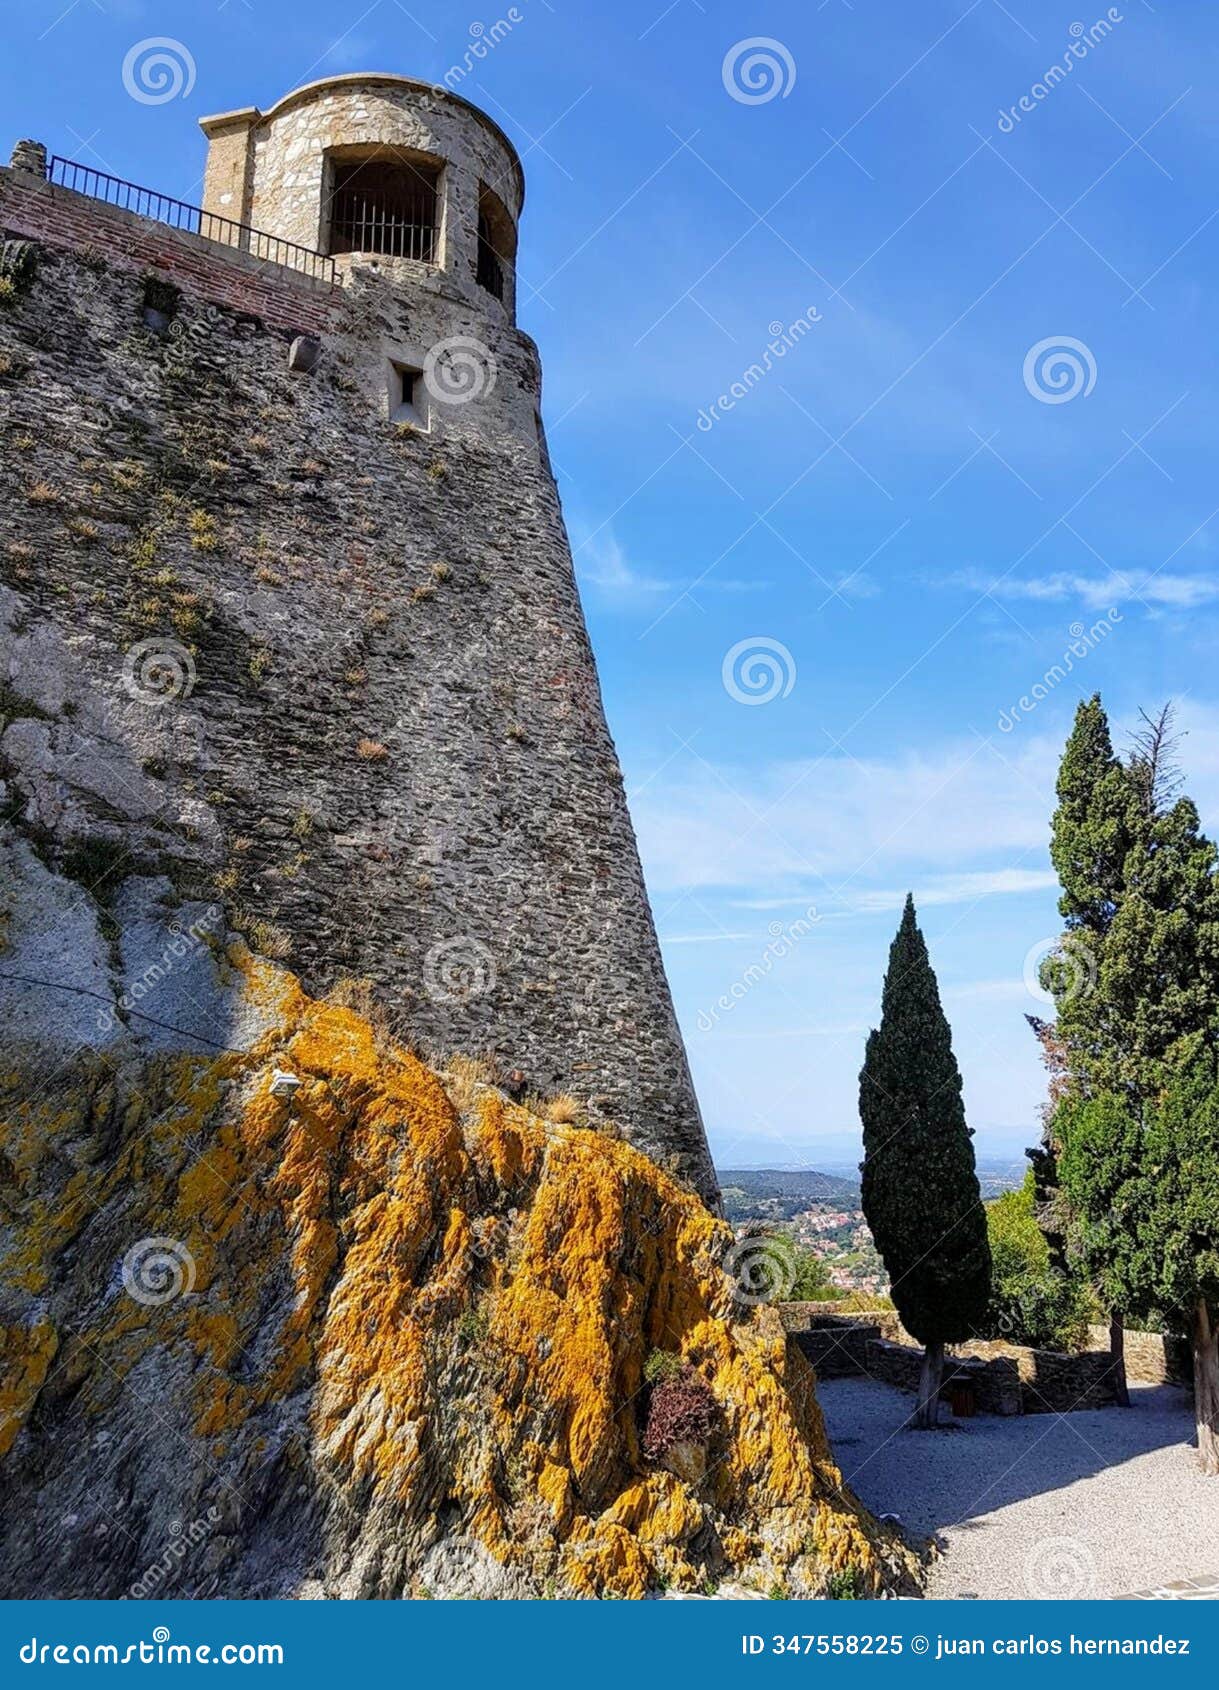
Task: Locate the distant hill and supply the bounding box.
[718,1167,861,1223]
[717,1159,1025,1223]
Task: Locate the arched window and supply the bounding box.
[326,150,441,262]
[477,183,515,301]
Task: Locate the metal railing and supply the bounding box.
[44,156,338,286]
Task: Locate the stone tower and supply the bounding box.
[0,75,717,1205]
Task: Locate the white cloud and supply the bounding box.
[939,568,1219,611]
[632,733,1060,895]
[571,523,767,602]
[846,868,1060,913]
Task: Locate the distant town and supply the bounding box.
[718,1162,1027,1298]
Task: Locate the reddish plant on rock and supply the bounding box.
[642,1363,718,1460]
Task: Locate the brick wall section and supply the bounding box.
[0,167,338,337]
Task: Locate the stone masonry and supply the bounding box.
[0,75,717,1206]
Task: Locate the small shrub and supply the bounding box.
[642,1362,718,1460]
[457,1305,489,1347]
[356,738,388,761]
[431,561,452,582]
[545,1094,585,1127]
[643,1348,683,1387]
[824,1567,863,1600]
[410,584,436,605]
[291,807,314,840]
[427,457,448,481]
[188,508,218,552]
[26,481,58,505]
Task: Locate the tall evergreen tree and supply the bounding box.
[1042,695,1219,1461]
[1037,694,1139,1394]
[859,896,991,1428]
[1057,1050,1219,1472]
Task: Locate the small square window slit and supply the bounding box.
[389,360,428,429]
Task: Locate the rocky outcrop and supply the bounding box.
[0,920,916,1598]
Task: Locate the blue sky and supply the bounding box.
[8,0,1219,1170]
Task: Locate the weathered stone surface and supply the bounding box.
[0,78,715,1203]
[0,937,918,1599]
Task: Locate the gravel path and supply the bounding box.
[818,1376,1219,1599]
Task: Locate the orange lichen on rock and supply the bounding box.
[0,948,917,1599]
[0,1322,58,1457]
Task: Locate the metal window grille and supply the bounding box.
[327,159,439,262]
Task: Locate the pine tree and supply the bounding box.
[859,896,991,1427]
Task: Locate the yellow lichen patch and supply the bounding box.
[0,952,917,1600]
[0,1321,58,1456]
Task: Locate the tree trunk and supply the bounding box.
[1194,1298,1219,1476]
[915,1340,945,1430]
[1109,1312,1130,1407]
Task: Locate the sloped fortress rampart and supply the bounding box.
[0,74,716,1204]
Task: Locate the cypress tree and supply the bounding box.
[859,895,991,1427]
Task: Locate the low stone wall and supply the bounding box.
[1086,1324,1192,1387]
[789,1323,882,1379]
[782,1306,1126,1415]
[961,1338,1118,1413]
[864,1338,1024,1416]
[780,1301,903,1342]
